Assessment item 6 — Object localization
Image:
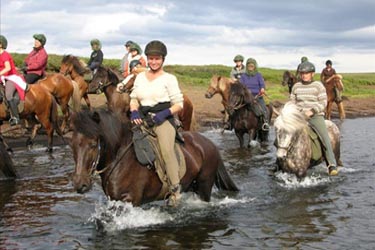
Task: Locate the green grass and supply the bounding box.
[11,52,375,100]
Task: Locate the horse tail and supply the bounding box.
[70,80,81,112]
[215,161,239,191]
[50,96,64,140]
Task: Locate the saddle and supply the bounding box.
[132,124,186,199]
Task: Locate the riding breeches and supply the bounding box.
[154,121,180,187]
[308,115,337,166]
[256,96,268,117]
[4,80,17,100]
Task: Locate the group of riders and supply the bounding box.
[229,54,340,176]
[0,34,340,206]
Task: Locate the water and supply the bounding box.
[1,117,374,249]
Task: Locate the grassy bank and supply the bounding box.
[11,53,375,100]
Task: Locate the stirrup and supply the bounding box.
[9,117,20,126]
[328,165,339,176]
[262,122,270,131]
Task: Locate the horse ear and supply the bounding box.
[91,111,101,124]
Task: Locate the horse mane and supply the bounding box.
[274,102,308,133]
[230,82,255,105]
[71,109,132,152]
[62,54,87,75]
[326,74,342,83]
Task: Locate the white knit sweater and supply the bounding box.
[290,81,327,115]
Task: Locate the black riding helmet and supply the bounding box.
[326,60,333,66]
[144,40,167,57]
[298,61,315,73]
[129,59,141,72]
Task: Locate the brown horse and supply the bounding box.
[89,66,130,115]
[282,71,297,94]
[0,84,63,152]
[205,75,235,129]
[70,109,239,206]
[60,55,91,109]
[92,66,195,131]
[323,74,345,120]
[0,135,17,178]
[38,73,81,132]
[227,82,273,148]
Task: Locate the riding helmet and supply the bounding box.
[0,35,8,49]
[233,54,244,62]
[33,34,47,46]
[90,39,102,49]
[298,61,315,73]
[125,40,134,47]
[326,60,332,66]
[144,40,167,57]
[129,43,142,54]
[129,59,141,72]
[300,56,309,63]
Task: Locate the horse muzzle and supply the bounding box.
[205,92,213,99]
[72,171,93,194]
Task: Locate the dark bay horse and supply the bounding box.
[323,74,345,120]
[60,55,91,109]
[0,84,63,152]
[0,136,17,178]
[274,102,342,179]
[89,66,130,115]
[38,73,81,132]
[227,82,273,148]
[205,75,235,128]
[92,66,195,131]
[70,109,239,206]
[282,71,297,94]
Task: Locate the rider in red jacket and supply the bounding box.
[23,34,48,84]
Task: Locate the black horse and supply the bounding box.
[282,71,297,94]
[226,82,273,148]
[0,136,17,178]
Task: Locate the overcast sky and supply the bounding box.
[1,0,374,72]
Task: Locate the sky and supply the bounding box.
[1,0,374,73]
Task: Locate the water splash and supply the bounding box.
[275,171,332,188]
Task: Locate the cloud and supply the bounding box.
[1,0,374,72]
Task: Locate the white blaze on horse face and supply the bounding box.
[276,130,293,159]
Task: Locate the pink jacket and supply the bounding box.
[24,47,48,76]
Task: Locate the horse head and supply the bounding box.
[60,55,74,76]
[274,102,308,160]
[90,66,119,94]
[227,83,254,116]
[70,110,127,193]
[281,71,290,86]
[205,75,221,98]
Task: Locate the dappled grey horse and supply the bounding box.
[274,102,342,178]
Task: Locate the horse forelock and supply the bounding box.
[72,110,131,152]
[274,102,307,133]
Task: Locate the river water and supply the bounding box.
[0,117,374,249]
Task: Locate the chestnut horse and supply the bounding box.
[205,75,235,129]
[60,55,91,109]
[281,71,297,94]
[70,109,239,206]
[323,74,345,120]
[91,66,195,131]
[38,73,81,132]
[226,82,273,148]
[0,84,63,152]
[274,102,342,178]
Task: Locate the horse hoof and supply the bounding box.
[45,147,53,153]
[26,138,33,146]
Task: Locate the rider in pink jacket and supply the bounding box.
[23,34,48,84]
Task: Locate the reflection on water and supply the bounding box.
[0,118,374,249]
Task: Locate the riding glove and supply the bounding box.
[153,109,172,125]
[130,110,141,122]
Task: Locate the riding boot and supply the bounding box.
[167,184,181,207]
[8,99,20,126]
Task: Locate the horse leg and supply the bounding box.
[337,101,346,120]
[83,93,91,109]
[36,114,55,152]
[235,131,244,148]
[60,102,70,133]
[247,129,258,148]
[325,101,333,120]
[26,123,42,148]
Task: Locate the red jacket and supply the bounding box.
[24,47,48,76]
